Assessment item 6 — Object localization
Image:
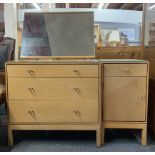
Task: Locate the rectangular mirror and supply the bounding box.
[20,12,95,58]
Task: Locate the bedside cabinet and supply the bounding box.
[101,60,149,145]
[6,61,103,147]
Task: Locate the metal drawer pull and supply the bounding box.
[28,88,35,95]
[28,110,36,118]
[31,88,35,94]
[27,70,35,76]
[74,88,80,94]
[32,110,36,118]
[123,70,130,74]
[73,70,80,75]
[73,110,81,117]
[28,110,33,118]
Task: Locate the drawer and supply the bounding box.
[104,64,147,77]
[7,65,98,78]
[8,78,98,101]
[8,100,98,123]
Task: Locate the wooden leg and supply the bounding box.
[141,124,147,145]
[102,125,105,145]
[8,127,13,146]
[96,125,103,147]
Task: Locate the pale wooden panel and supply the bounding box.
[9,124,98,130]
[8,78,98,101]
[7,65,98,77]
[8,100,98,123]
[103,77,147,121]
[104,64,147,76]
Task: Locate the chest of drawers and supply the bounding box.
[6,59,149,147]
[6,61,103,147]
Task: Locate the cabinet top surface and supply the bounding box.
[6,59,148,65]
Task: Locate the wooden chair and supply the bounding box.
[0,37,15,106]
[0,72,5,106]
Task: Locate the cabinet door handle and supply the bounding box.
[73,70,80,75]
[138,96,146,102]
[74,88,80,94]
[73,110,81,117]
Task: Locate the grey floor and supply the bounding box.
[0,129,155,152]
[1,104,155,152]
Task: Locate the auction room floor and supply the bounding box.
[1,104,155,152]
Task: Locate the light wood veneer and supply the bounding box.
[6,59,149,147]
[6,61,102,147]
[102,61,149,145]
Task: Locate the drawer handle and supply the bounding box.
[27,70,35,76]
[28,88,35,95]
[73,110,81,117]
[73,70,80,75]
[32,110,36,118]
[123,70,130,74]
[74,88,81,94]
[28,110,33,118]
[28,110,36,118]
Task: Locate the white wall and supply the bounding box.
[17,8,142,44]
[17,8,142,25]
[4,3,18,59]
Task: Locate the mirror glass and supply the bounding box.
[20,12,95,58]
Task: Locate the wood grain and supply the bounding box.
[8,78,98,101]
[104,64,147,77]
[8,100,98,123]
[7,65,98,78]
[103,77,147,121]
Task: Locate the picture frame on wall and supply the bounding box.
[94,24,100,44]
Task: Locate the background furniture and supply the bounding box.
[0,37,15,106]
[101,59,149,145]
[6,60,103,147]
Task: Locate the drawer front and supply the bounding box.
[103,77,147,121]
[8,100,98,123]
[8,78,98,101]
[104,64,147,77]
[7,65,98,78]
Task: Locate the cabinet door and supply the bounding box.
[103,77,147,121]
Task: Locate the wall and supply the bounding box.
[17,8,143,59]
[17,8,142,24]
